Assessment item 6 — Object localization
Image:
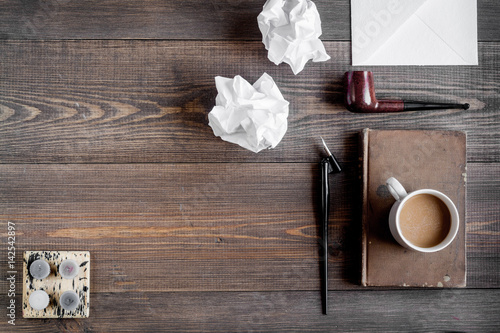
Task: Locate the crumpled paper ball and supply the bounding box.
[208,73,289,153]
[257,0,331,74]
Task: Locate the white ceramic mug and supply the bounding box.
[386,177,459,253]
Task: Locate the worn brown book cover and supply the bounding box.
[360,129,466,287]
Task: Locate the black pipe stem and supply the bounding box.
[403,101,470,111]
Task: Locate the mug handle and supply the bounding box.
[386,177,408,201]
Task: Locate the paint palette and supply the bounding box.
[22,251,90,318]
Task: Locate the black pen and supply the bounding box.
[320,137,342,315]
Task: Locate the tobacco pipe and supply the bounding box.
[344,71,470,113]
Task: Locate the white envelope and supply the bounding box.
[351,0,478,66]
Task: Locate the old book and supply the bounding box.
[360,129,466,287]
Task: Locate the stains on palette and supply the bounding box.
[22,251,90,318]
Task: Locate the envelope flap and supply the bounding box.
[352,0,429,65]
[415,0,478,64]
[362,15,472,65]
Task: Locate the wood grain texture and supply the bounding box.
[1,41,499,163]
[1,2,499,331]
[1,289,500,332]
[0,163,498,292]
[0,0,498,42]
[466,163,500,288]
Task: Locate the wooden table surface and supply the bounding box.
[1,1,499,332]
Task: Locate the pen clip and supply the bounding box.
[322,157,334,174]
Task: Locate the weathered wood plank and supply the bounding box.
[1,289,499,332]
[0,0,498,42]
[466,163,500,288]
[0,163,498,292]
[1,41,499,163]
[0,2,498,332]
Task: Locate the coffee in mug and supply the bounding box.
[386,177,459,253]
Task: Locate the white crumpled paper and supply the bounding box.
[257,0,330,74]
[208,73,289,153]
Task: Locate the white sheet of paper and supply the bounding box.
[258,0,330,74]
[208,73,289,153]
[351,0,478,66]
